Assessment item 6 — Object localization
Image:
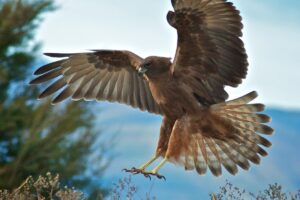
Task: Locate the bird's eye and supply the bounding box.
[144,62,151,68]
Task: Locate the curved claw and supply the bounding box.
[154,173,166,181]
[143,173,152,180]
[123,167,143,175]
[149,172,166,180]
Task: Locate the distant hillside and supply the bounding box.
[266,108,300,130]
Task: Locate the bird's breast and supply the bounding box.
[149,79,200,117]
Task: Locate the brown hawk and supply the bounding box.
[30,0,273,179]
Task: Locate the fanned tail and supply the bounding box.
[166,91,273,176]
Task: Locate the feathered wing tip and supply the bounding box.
[166,91,273,177]
[44,53,74,57]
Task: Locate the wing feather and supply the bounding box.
[39,78,66,99]
[169,0,248,104]
[30,50,161,115]
[96,71,112,100]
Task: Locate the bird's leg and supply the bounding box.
[150,158,167,174]
[123,155,158,174]
[139,155,158,170]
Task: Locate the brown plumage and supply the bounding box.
[30,0,273,177]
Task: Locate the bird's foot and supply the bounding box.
[123,167,166,180]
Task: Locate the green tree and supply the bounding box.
[0,0,108,198]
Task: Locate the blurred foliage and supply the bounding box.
[110,176,156,200]
[0,172,86,200]
[0,0,109,199]
[211,180,300,200]
[0,0,55,101]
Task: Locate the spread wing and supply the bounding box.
[168,0,248,105]
[30,50,162,115]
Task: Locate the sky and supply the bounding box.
[36,0,300,109]
[34,0,300,199]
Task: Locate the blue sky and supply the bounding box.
[34,0,300,199]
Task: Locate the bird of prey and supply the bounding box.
[30,0,273,179]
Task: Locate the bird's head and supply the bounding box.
[138,56,172,79]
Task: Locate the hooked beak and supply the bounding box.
[138,66,148,76]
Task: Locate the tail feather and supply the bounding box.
[228,119,273,135]
[193,136,208,175]
[221,113,271,124]
[225,91,258,105]
[205,138,222,176]
[214,143,238,175]
[222,103,265,113]
[211,91,273,165]
[238,129,272,147]
[235,134,268,157]
[216,140,250,170]
[166,91,273,176]
[229,140,261,164]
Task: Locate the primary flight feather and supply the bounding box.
[30,0,273,179]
